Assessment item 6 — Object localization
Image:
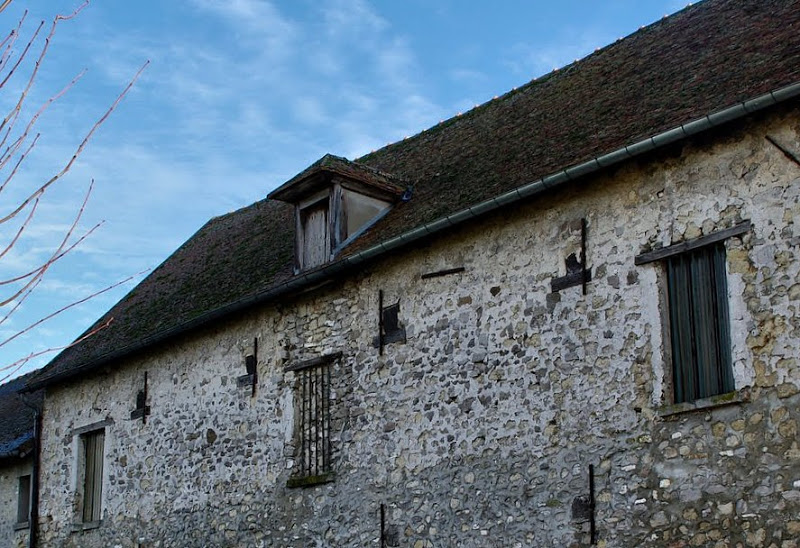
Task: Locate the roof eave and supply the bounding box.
[26,80,800,393]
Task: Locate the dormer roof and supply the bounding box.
[268,154,406,204]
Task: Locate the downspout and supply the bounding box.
[20,394,42,548]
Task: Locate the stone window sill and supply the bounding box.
[286,472,335,488]
[14,521,28,531]
[71,520,102,532]
[657,388,751,419]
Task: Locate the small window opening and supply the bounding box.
[16,474,31,525]
[382,303,405,343]
[80,430,105,523]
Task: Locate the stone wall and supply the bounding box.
[37,105,800,547]
[0,459,32,548]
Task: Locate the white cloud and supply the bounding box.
[449,69,488,85]
[0,0,457,377]
[189,0,297,38]
[321,0,388,38]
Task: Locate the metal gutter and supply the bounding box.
[25,81,800,392]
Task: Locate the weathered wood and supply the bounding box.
[634,221,751,265]
[420,267,465,279]
[300,200,330,269]
[284,351,343,372]
[551,268,592,292]
[765,135,800,168]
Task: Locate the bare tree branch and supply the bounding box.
[0,317,113,383]
[0,268,148,353]
[0,1,149,376]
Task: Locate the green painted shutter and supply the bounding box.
[667,243,733,403]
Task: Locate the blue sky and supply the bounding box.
[0,0,687,380]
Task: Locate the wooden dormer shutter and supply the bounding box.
[300,199,330,269]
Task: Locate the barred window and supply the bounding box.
[286,353,338,487]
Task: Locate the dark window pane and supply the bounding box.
[17,475,31,524]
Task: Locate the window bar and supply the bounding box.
[309,367,316,476]
[306,369,311,476]
[320,364,326,473]
[589,464,596,544]
[378,290,385,356]
[326,363,332,471]
[319,365,324,475]
[314,364,320,476]
[300,369,307,477]
[324,363,331,471]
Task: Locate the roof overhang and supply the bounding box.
[24,81,800,393]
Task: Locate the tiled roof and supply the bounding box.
[27,0,800,390]
[0,373,42,461]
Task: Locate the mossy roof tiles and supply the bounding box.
[28,0,800,389]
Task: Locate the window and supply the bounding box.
[665,242,734,403]
[374,296,407,351]
[299,198,330,270]
[267,155,402,272]
[286,354,338,487]
[80,430,105,523]
[341,188,390,240]
[16,474,31,526]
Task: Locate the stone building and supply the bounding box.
[1,373,42,548]
[21,0,800,546]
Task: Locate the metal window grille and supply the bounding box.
[297,363,332,479]
[16,474,31,524]
[81,430,105,523]
[666,242,734,403]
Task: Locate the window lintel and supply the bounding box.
[635,220,751,265]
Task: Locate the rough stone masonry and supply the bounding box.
[36,106,800,546]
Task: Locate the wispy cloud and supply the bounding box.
[503,30,612,80]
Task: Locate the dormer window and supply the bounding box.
[268,154,406,272]
[298,194,330,269]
